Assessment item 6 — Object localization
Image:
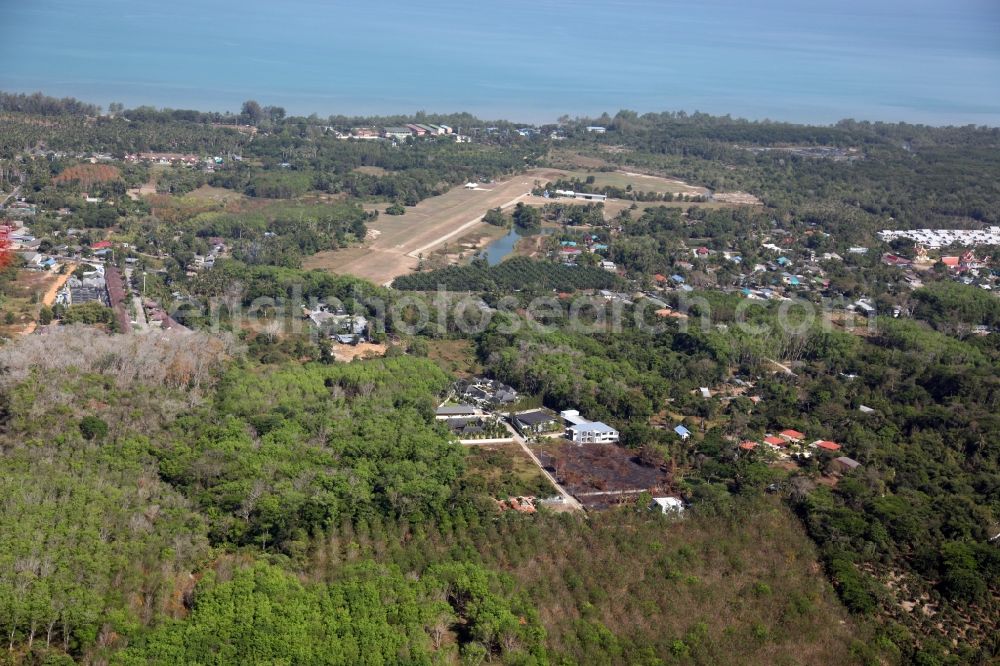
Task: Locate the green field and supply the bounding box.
[463,444,554,498]
[556,169,709,195]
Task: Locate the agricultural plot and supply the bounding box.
[391,255,621,292]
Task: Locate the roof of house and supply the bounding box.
[739,441,758,450]
[570,421,617,434]
[91,240,112,249]
[779,429,805,440]
[514,410,556,426]
[436,404,476,416]
[835,456,861,469]
[445,417,478,428]
[815,440,841,451]
[674,425,691,436]
[764,436,786,446]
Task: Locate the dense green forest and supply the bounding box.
[0,326,862,665]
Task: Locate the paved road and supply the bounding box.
[503,423,584,512]
[405,192,529,259]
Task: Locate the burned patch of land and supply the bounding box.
[533,440,672,508]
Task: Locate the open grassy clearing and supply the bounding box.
[424,339,482,377]
[183,184,246,203]
[554,168,709,196]
[303,168,567,284]
[547,147,610,169]
[463,444,554,498]
[604,198,745,217]
[352,165,388,176]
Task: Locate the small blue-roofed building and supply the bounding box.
[674,425,691,440]
[671,274,685,284]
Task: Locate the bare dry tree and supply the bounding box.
[0,325,240,395]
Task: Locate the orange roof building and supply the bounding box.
[779,429,805,441]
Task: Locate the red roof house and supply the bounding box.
[764,436,786,447]
[739,441,758,451]
[813,440,841,452]
[91,240,112,250]
[941,256,960,268]
[882,253,912,267]
[779,429,805,442]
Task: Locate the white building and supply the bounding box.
[651,497,685,514]
[559,409,588,425]
[560,409,619,444]
[553,189,607,202]
[568,421,619,444]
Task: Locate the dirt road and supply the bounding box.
[504,423,584,512]
[20,263,76,335]
[303,168,567,285]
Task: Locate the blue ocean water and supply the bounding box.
[1,0,999,125]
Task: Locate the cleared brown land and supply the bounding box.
[424,338,481,376]
[53,163,121,188]
[14,265,75,336]
[303,168,567,285]
[331,341,387,362]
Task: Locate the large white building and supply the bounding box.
[553,189,607,202]
[568,422,619,444]
[560,409,619,444]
